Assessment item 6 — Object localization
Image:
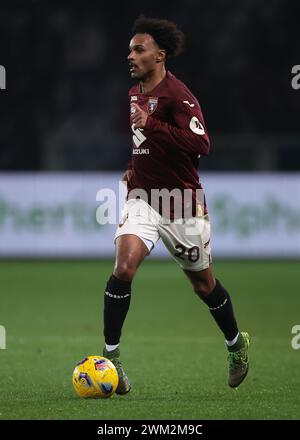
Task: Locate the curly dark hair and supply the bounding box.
[132,15,185,58]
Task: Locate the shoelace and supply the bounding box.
[228,349,246,369]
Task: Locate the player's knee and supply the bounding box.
[113,261,137,282]
[193,280,214,298]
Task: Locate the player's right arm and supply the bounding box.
[140,92,210,156]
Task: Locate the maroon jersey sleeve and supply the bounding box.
[143,93,210,156]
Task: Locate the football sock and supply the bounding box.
[201,279,239,343]
[225,333,239,347]
[104,274,132,345]
[225,333,245,351]
[105,343,120,352]
[226,332,244,352]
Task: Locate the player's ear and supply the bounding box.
[156,49,166,63]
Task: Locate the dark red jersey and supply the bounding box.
[126,71,210,218]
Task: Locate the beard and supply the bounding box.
[131,67,154,82]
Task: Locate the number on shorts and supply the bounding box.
[174,244,200,262]
[174,244,185,260]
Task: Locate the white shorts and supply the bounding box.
[114,199,212,272]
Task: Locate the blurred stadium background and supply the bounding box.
[0,0,299,420]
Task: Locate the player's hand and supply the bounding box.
[131,103,148,129]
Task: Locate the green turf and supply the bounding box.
[0,260,300,420]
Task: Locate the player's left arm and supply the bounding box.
[132,97,210,155]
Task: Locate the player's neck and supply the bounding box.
[140,67,166,94]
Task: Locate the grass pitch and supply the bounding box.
[0,260,300,420]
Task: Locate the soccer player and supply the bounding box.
[102,16,250,394]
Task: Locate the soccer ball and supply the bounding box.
[72,355,119,398]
